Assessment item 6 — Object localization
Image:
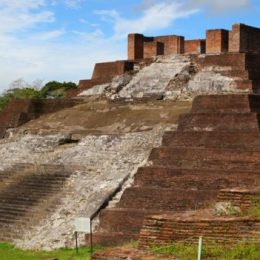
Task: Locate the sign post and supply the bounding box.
[75,231,78,254]
[73,217,92,258]
[198,236,203,260]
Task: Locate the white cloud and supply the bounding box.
[65,0,85,9]
[191,0,251,10]
[139,0,251,13]
[32,29,65,40]
[95,2,199,39]
[0,0,45,10]
[4,0,251,92]
[0,1,200,91]
[0,0,54,34]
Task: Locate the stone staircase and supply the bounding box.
[90,94,260,247]
[0,163,72,242]
[139,187,260,248]
[196,53,260,92]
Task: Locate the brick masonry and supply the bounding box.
[217,189,260,210]
[154,35,184,55]
[229,24,260,53]
[127,23,260,59]
[139,216,260,248]
[0,99,81,138]
[69,23,260,98]
[206,29,229,54]
[143,42,164,58]
[88,94,260,248]
[184,39,205,54]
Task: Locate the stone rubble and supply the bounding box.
[0,133,69,171]
[13,127,165,250]
[78,54,246,101]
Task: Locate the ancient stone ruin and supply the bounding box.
[0,23,259,258]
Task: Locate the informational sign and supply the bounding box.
[73,217,91,233]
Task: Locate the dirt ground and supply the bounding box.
[20,98,192,135]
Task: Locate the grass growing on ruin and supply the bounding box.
[247,195,260,217]
[151,242,260,259]
[0,243,104,260]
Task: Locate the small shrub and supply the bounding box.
[247,195,260,217]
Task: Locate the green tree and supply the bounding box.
[39,81,77,98]
[0,87,40,111]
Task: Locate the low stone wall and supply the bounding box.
[0,99,81,138]
[92,61,134,80]
[139,215,260,248]
[217,189,260,210]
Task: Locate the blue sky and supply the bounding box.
[0,0,259,92]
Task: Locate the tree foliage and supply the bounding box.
[0,87,40,111]
[39,81,77,98]
[0,79,78,111]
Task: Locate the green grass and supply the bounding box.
[151,242,260,259]
[247,195,260,218]
[0,243,104,260]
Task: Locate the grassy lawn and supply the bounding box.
[0,243,103,260]
[1,241,260,259]
[152,242,260,259]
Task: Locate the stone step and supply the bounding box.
[0,188,57,196]
[117,187,216,211]
[1,183,66,191]
[199,53,247,70]
[134,167,260,189]
[0,207,28,215]
[0,202,57,212]
[151,158,260,172]
[0,197,49,205]
[1,181,66,191]
[162,131,260,150]
[149,147,260,163]
[191,95,260,113]
[177,113,259,132]
[219,69,260,81]
[234,79,254,91]
[0,211,28,220]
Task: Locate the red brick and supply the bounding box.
[206,29,229,54]
[185,39,205,54]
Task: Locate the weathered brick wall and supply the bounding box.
[143,42,164,58]
[66,78,108,97]
[217,189,260,210]
[139,216,260,248]
[91,61,134,80]
[0,99,82,138]
[185,39,206,54]
[127,24,260,60]
[128,34,154,60]
[229,24,260,53]
[206,29,229,54]
[128,33,184,59]
[154,35,184,55]
[197,52,246,69]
